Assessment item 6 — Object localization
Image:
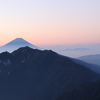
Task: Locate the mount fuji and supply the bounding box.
[0,38,41,53]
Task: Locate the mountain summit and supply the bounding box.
[0,38,41,53]
[0,46,99,100]
[5,38,33,46]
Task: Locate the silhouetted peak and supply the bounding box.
[0,38,41,53]
[17,46,33,50]
[0,51,10,55]
[0,51,11,60]
[12,46,35,54]
[7,38,30,44]
[3,38,36,47]
[13,38,28,42]
[16,38,23,39]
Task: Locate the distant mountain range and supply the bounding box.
[0,46,99,100]
[0,38,41,53]
[45,43,100,57]
[61,48,90,51]
[77,54,100,66]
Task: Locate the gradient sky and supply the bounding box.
[0,0,100,46]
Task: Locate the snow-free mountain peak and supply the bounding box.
[5,38,33,45]
[0,38,42,53]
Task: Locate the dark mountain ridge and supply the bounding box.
[0,46,99,100]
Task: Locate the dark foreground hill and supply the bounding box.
[0,47,99,100]
[55,80,100,100]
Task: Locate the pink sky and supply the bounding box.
[0,0,100,46]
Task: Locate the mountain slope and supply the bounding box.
[72,58,100,74]
[55,80,100,100]
[0,47,99,100]
[77,54,100,66]
[0,38,41,53]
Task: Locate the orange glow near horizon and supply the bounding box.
[0,18,100,46]
[0,1,100,46]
